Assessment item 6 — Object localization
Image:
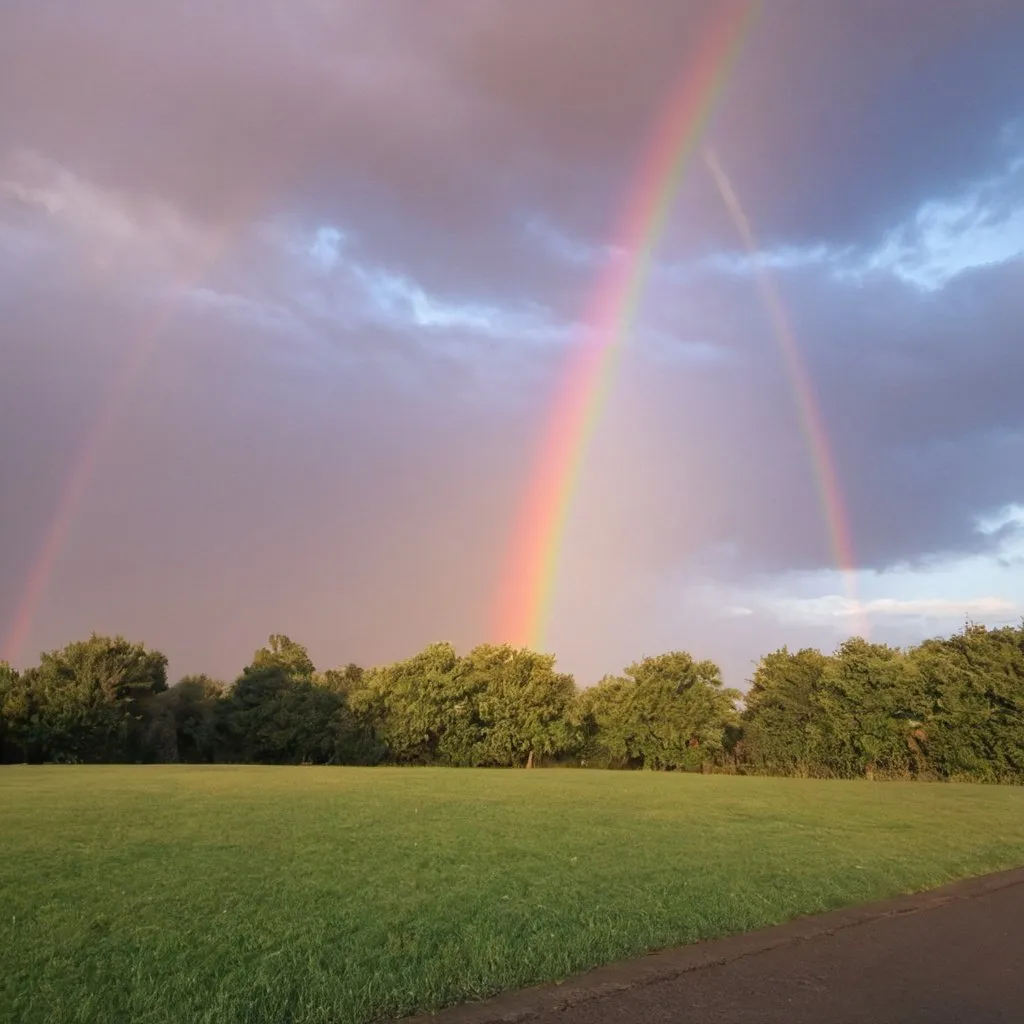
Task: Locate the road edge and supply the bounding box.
[399,866,1024,1024]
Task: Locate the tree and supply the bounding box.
[20,634,168,763]
[215,635,349,763]
[350,643,580,767]
[578,675,633,767]
[468,644,580,767]
[249,635,316,680]
[3,621,1018,778]
[218,667,345,764]
[817,638,923,778]
[0,661,35,763]
[740,639,926,778]
[740,647,831,775]
[624,652,740,770]
[351,642,479,764]
[320,663,365,696]
[156,674,226,763]
[582,652,739,770]
[909,624,1024,782]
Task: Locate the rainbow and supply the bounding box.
[2,349,146,665]
[2,227,242,666]
[493,1,761,650]
[3,138,311,667]
[703,148,864,635]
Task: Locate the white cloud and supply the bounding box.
[853,144,1024,291]
[352,263,499,331]
[769,593,1016,626]
[0,153,570,370]
[699,243,848,277]
[641,331,737,367]
[523,216,623,268]
[725,605,755,618]
[975,503,1024,537]
[0,151,223,282]
[862,596,1015,617]
[308,226,345,271]
[691,126,1024,294]
[687,502,1024,638]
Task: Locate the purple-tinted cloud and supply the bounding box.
[1,1,1022,685]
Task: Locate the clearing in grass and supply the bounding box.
[3,766,1024,1024]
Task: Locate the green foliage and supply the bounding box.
[469,644,580,766]
[249,634,316,680]
[740,647,831,774]
[817,638,926,777]
[210,635,369,765]
[156,675,226,763]
[741,624,1024,781]
[1,635,167,763]
[578,675,633,766]
[353,642,472,764]
[0,660,30,762]
[740,641,925,777]
[218,669,345,764]
[1,624,1021,780]
[321,662,366,695]
[581,652,740,770]
[908,625,1024,782]
[351,643,580,766]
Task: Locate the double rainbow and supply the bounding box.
[493,1,762,649]
[5,0,862,666]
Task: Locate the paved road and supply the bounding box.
[408,868,1024,1024]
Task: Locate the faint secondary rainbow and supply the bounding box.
[493,0,761,650]
[703,148,864,636]
[1,227,242,666]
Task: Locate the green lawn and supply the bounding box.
[2,767,1024,1024]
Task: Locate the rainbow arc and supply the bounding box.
[493,1,762,650]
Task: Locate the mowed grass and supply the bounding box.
[3,768,1024,1024]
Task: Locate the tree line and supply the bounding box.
[1,624,1021,781]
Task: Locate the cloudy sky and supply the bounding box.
[2,0,1022,687]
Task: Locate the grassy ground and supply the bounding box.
[2,768,1024,1024]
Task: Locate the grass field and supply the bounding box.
[3,768,1024,1024]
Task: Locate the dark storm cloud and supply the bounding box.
[593,243,1024,585]
[694,164,1024,575]
[710,0,1024,248]
[4,1,1022,299]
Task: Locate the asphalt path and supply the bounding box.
[405,867,1024,1024]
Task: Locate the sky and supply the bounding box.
[2,0,1023,688]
